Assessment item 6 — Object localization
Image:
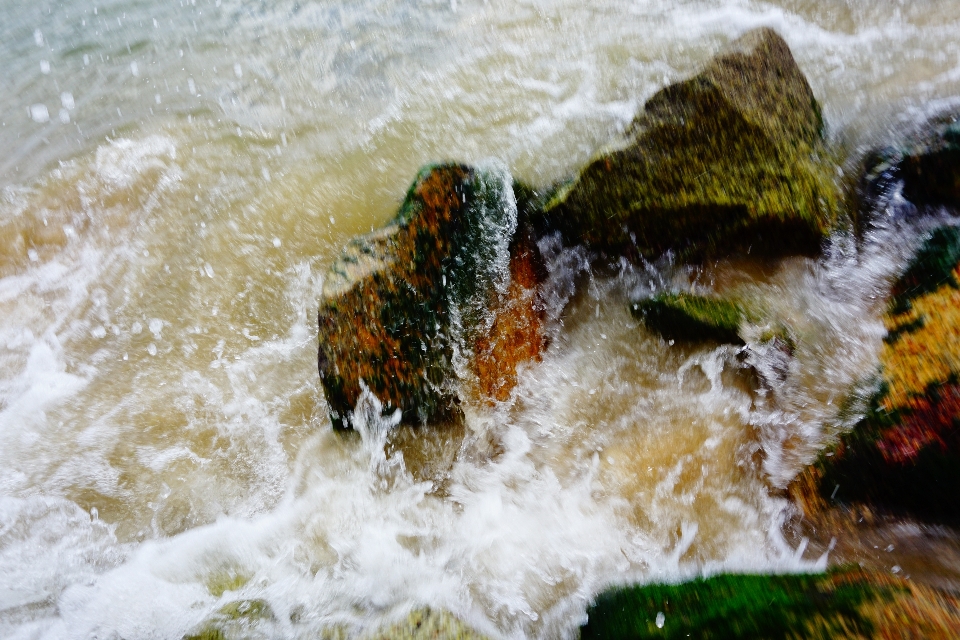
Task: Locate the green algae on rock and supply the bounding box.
[632,292,746,345]
[791,226,960,523]
[580,567,960,640]
[542,27,840,261]
[318,162,532,430]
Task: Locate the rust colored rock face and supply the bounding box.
[318,165,472,429]
[317,163,546,429]
[472,226,547,402]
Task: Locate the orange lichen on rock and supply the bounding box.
[317,165,470,429]
[472,228,547,402]
[880,265,960,410]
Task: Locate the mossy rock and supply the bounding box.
[318,162,543,430]
[632,292,746,345]
[581,567,960,639]
[542,27,840,261]
[791,226,960,523]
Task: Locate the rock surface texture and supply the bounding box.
[317,163,545,429]
[791,226,960,523]
[543,27,840,260]
[581,568,960,639]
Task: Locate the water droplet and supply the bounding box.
[272,237,281,248]
[83,54,89,65]
[60,92,75,110]
[34,29,44,47]
[261,167,271,182]
[188,78,196,95]
[130,61,139,77]
[59,109,70,124]
[234,63,243,78]
[149,318,163,336]
[92,326,107,339]
[27,249,39,262]
[131,321,143,335]
[892,565,901,574]
[147,343,157,356]
[39,60,50,74]
[656,612,665,629]
[29,104,49,123]
[155,94,161,104]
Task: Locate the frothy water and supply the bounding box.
[3,0,960,638]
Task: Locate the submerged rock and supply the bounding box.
[360,608,491,640]
[791,226,960,523]
[581,567,960,639]
[632,292,747,345]
[317,163,545,429]
[543,27,840,260]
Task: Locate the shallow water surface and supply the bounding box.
[3,1,960,638]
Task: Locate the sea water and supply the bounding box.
[2,1,960,638]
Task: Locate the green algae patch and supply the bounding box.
[360,608,491,640]
[791,226,960,523]
[205,569,250,598]
[633,292,747,345]
[544,27,840,261]
[581,568,900,640]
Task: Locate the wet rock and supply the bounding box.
[471,224,547,402]
[632,292,747,345]
[317,163,545,430]
[360,608,491,640]
[580,567,960,639]
[791,226,960,523]
[542,27,840,261]
[858,113,960,228]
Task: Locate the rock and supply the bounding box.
[318,163,546,430]
[360,608,491,640]
[900,115,960,207]
[542,27,840,260]
[580,567,960,639]
[858,112,960,223]
[471,224,547,401]
[632,292,747,345]
[791,226,960,523]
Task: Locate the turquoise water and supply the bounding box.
[2,1,960,638]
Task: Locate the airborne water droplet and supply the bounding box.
[29,104,49,123]
[656,612,665,628]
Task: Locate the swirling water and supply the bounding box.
[2,0,960,638]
